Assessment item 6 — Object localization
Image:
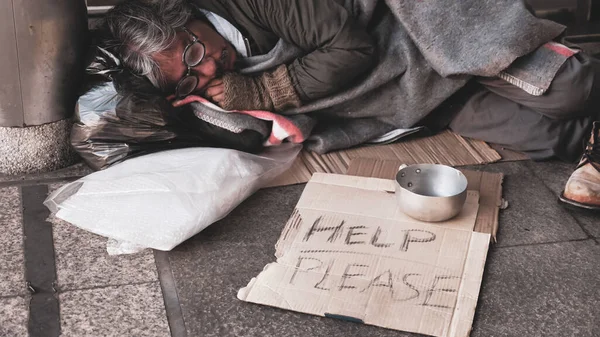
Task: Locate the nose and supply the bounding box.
[193,56,219,90]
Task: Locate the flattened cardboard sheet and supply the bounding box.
[239,173,491,337]
[267,131,501,187]
[346,158,504,241]
[489,144,530,162]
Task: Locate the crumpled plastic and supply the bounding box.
[45,144,301,254]
[71,45,217,170]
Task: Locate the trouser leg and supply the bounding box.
[449,53,600,162]
[449,90,595,161]
[477,53,596,120]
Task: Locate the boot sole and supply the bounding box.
[559,192,600,211]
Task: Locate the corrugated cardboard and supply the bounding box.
[267,131,502,187]
[489,144,530,162]
[346,158,503,241]
[239,173,491,337]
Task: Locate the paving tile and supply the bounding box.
[169,189,413,337]
[50,217,158,291]
[0,187,25,296]
[46,184,158,291]
[59,282,170,337]
[473,240,600,337]
[0,162,92,184]
[528,160,600,238]
[170,240,277,280]
[192,184,305,244]
[0,296,28,337]
[526,160,575,195]
[461,162,587,246]
[181,276,415,337]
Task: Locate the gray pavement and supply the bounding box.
[0,159,598,337]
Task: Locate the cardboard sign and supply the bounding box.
[238,173,490,337]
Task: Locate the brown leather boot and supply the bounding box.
[560,121,600,210]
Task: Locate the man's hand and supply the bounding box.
[204,78,225,105]
[218,66,301,111]
[172,66,301,111]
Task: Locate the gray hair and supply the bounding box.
[103,0,193,89]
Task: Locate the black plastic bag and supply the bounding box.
[72,46,263,170]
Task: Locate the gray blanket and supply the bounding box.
[206,0,567,153]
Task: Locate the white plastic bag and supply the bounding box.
[45,144,301,254]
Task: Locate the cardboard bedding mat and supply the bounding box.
[239,173,495,337]
[489,143,530,162]
[268,130,504,187]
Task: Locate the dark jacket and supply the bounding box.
[190,0,376,102]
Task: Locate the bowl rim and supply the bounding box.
[395,164,468,198]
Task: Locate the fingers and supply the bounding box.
[212,93,225,104]
[204,79,225,104]
[172,96,198,107]
[205,84,224,99]
[206,78,223,88]
[170,78,225,107]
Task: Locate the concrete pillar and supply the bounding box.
[0,0,88,174]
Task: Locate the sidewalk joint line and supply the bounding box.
[495,238,594,249]
[21,185,61,337]
[56,280,160,295]
[154,250,188,337]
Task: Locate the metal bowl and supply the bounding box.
[395,164,468,222]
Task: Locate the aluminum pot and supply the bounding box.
[395,164,468,222]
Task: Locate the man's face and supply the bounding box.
[153,19,237,94]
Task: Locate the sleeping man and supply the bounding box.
[98,0,600,209]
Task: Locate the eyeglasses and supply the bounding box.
[174,26,206,98]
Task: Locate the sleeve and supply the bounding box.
[246,0,376,101]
